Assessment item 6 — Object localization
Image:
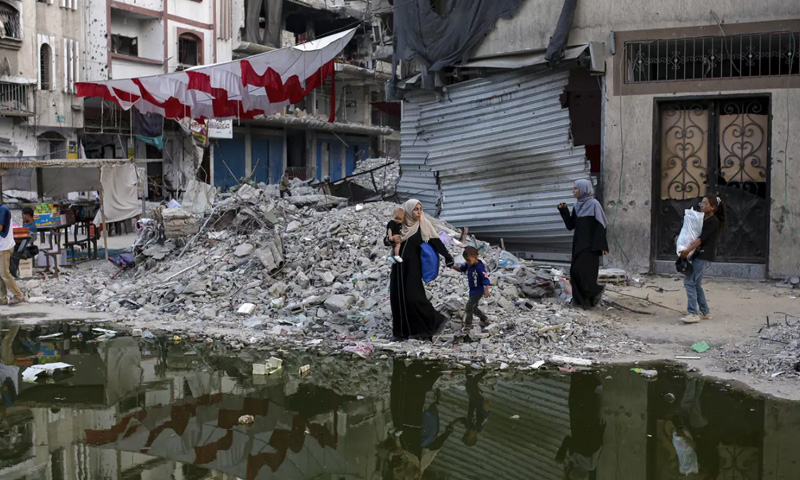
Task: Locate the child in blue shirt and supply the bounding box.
[451,246,491,330]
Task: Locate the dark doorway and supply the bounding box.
[653,96,770,264]
[286,130,306,179]
[565,68,602,183]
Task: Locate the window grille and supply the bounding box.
[40,44,52,90]
[0,3,21,39]
[626,31,799,83]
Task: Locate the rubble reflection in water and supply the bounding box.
[1,322,799,480]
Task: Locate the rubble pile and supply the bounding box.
[29,184,638,367]
[351,158,399,195]
[717,316,800,378]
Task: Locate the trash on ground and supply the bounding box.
[238,415,255,425]
[691,341,710,353]
[530,360,546,370]
[299,364,311,376]
[549,355,592,367]
[238,303,257,315]
[253,357,283,375]
[343,342,374,359]
[675,356,701,360]
[38,333,63,339]
[631,368,658,379]
[22,362,75,382]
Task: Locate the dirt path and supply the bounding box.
[591,274,800,399]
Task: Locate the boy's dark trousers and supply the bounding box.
[465,293,488,325]
[280,189,291,198]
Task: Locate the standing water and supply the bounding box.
[1,321,799,479]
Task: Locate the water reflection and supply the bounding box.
[1,321,799,480]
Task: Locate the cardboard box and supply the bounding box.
[34,213,61,228]
[18,258,33,279]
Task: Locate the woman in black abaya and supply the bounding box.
[389,199,454,340]
[557,180,609,309]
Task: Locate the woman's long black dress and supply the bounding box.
[388,229,454,339]
[559,206,609,309]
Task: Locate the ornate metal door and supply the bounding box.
[655,97,770,263]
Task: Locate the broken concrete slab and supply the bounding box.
[162,208,200,238]
[235,243,255,257]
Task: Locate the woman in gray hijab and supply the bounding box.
[557,180,609,308]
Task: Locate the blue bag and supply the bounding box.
[420,241,439,283]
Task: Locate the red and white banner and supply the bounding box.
[76,28,356,122]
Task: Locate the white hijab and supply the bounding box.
[400,199,438,242]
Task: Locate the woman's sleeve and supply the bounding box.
[559,207,576,231]
[429,238,454,267]
[591,221,609,254]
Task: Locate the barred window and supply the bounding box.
[0,2,21,39]
[40,44,52,90]
[626,32,799,83]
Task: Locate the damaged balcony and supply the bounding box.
[0,81,34,117]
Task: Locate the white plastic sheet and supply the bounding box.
[676,209,705,257]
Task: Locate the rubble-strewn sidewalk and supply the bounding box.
[22,180,645,368]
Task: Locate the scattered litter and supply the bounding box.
[172,336,182,343]
[38,333,63,340]
[238,303,257,315]
[343,342,374,359]
[510,415,520,420]
[691,341,710,353]
[141,330,156,340]
[549,355,592,367]
[132,328,142,337]
[498,250,521,269]
[675,356,702,360]
[631,368,658,379]
[299,365,311,376]
[771,371,785,378]
[22,362,75,382]
[92,328,117,335]
[530,360,546,370]
[253,357,283,375]
[238,415,255,425]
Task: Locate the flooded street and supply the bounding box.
[1,321,799,480]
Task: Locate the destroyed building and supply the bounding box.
[0,1,83,162]
[214,0,399,190]
[391,0,800,279]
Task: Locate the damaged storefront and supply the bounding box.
[392,0,601,261]
[397,65,600,261]
[393,0,800,277]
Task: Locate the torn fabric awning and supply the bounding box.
[76,28,356,122]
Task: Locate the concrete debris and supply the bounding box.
[162,208,200,238]
[26,179,643,371]
[716,315,800,379]
[234,243,255,257]
[238,303,256,315]
[351,157,399,195]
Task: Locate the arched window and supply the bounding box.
[178,32,201,66]
[40,43,52,90]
